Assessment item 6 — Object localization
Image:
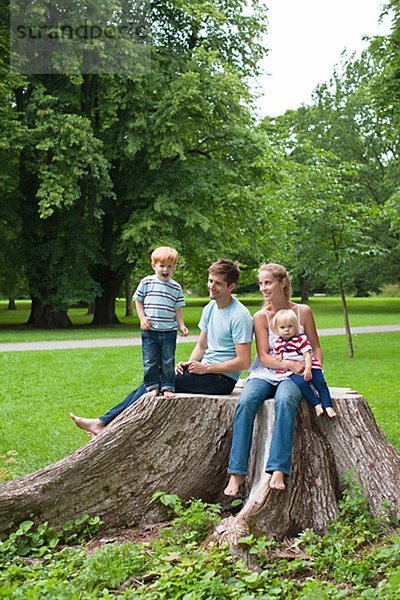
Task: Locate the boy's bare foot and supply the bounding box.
[148,388,159,397]
[224,474,245,496]
[163,390,174,399]
[326,407,337,418]
[269,471,286,490]
[315,404,324,417]
[70,413,105,436]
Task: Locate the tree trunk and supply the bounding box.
[300,275,309,303]
[27,296,72,329]
[0,388,399,540]
[339,278,354,358]
[7,298,16,310]
[125,275,133,317]
[92,281,120,325]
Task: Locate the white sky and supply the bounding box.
[254,0,393,118]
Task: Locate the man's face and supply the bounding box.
[207,273,235,301]
[152,262,176,282]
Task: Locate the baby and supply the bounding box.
[273,309,336,417]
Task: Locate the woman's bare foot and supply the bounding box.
[163,390,174,399]
[315,404,324,417]
[269,471,286,490]
[70,413,105,436]
[325,407,337,418]
[224,474,245,496]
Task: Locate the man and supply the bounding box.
[70,259,253,436]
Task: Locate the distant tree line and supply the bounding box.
[0,1,398,328]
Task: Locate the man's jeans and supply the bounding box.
[141,329,177,392]
[227,378,302,477]
[99,370,236,426]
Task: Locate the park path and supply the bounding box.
[0,324,399,353]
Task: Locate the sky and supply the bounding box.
[254,0,393,118]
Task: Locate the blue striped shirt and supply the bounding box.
[133,275,185,331]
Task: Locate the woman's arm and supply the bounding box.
[300,304,323,364]
[254,310,284,370]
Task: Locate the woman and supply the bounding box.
[224,263,323,495]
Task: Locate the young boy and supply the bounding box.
[133,246,188,399]
[273,309,336,417]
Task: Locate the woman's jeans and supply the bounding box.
[99,370,236,426]
[141,329,177,392]
[228,378,303,476]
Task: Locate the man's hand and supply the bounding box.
[187,360,208,374]
[176,360,208,375]
[176,361,190,375]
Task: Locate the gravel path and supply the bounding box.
[0,325,399,353]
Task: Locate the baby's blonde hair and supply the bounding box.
[151,246,179,265]
[259,263,292,300]
[273,309,300,335]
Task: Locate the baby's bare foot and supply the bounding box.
[315,404,324,417]
[224,474,245,496]
[269,471,286,490]
[326,407,337,418]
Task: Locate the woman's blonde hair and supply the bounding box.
[259,263,292,300]
[273,309,299,334]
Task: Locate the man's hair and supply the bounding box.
[151,246,179,265]
[273,309,300,335]
[208,259,240,285]
[259,263,292,300]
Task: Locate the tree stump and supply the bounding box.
[0,387,399,541]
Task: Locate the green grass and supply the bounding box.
[0,296,399,343]
[1,333,399,479]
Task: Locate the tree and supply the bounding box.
[4,0,269,326]
[0,388,399,547]
[264,40,400,297]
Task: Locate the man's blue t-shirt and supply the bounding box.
[198,297,253,381]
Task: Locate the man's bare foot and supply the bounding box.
[326,407,337,418]
[70,413,105,436]
[148,388,159,397]
[269,471,286,490]
[315,404,323,417]
[163,390,174,399]
[224,474,245,496]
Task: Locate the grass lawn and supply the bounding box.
[0,296,399,343]
[1,332,399,479]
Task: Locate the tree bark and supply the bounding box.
[125,275,133,317]
[300,275,310,304]
[27,296,72,329]
[0,388,399,540]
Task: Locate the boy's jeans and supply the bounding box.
[141,329,177,392]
